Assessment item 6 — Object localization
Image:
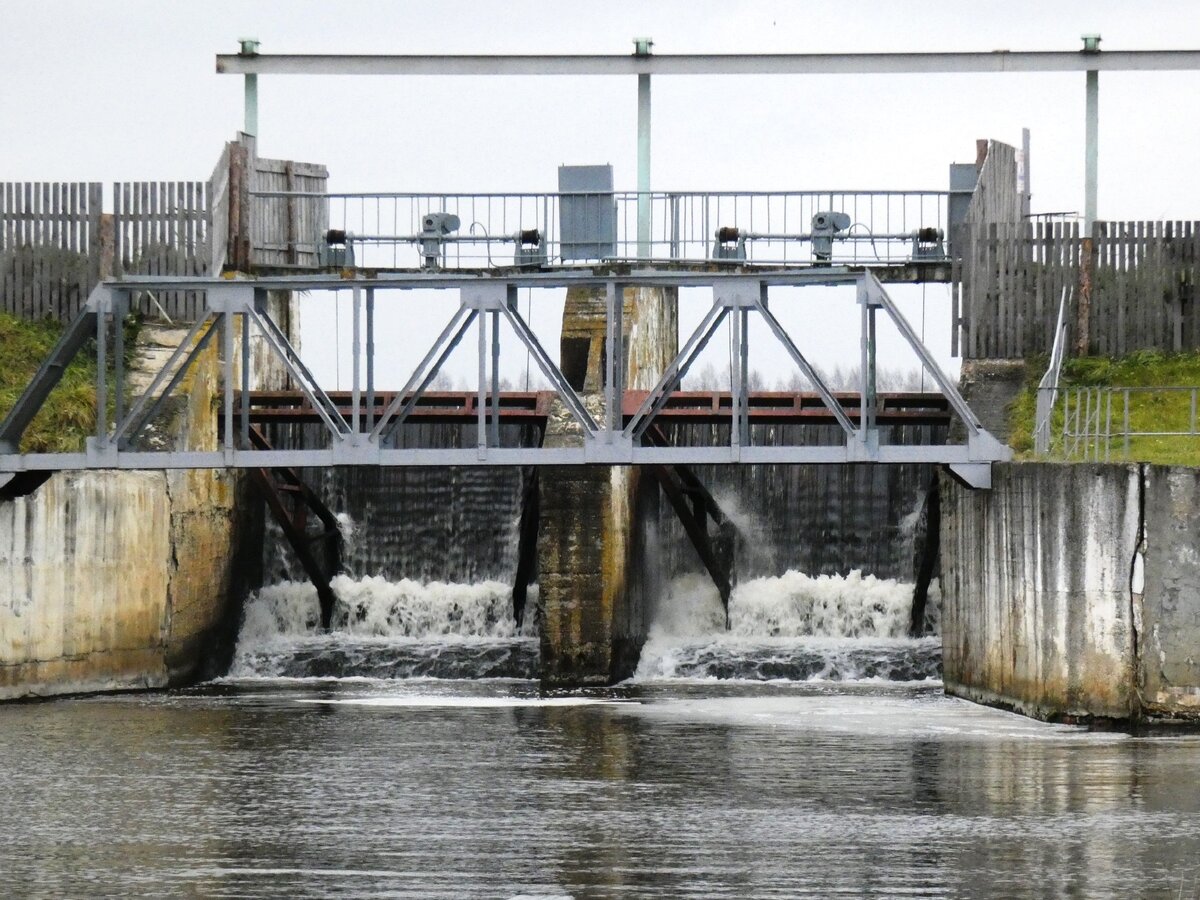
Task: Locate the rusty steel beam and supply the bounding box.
[647,464,732,628]
[246,427,342,630]
[238,390,952,428]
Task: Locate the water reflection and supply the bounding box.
[1,683,1198,898]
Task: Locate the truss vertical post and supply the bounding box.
[222,308,234,452]
[729,297,742,452]
[95,294,107,448]
[477,305,488,455]
[241,293,256,448]
[866,303,877,436]
[365,287,376,431]
[738,304,750,448]
[605,281,624,439]
[113,293,125,437]
[857,278,876,446]
[352,286,362,441]
[491,307,502,433]
[489,309,501,449]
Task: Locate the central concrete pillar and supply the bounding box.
[537,286,677,685]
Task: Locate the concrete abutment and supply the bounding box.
[940,462,1200,725]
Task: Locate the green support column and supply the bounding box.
[239,38,260,137]
[1082,33,1101,231]
[634,38,653,258]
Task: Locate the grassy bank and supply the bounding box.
[1010,350,1200,466]
[0,312,138,453]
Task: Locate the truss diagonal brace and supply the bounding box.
[251,305,348,437]
[0,289,104,453]
[112,313,214,449]
[625,300,729,440]
[370,304,475,442]
[752,295,857,437]
[493,287,599,435]
[118,315,221,450]
[861,271,1011,465]
[861,271,978,434]
[244,305,347,442]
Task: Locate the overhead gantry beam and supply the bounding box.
[215,49,1200,76]
[217,39,1200,256]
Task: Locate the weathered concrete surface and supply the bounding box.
[943,461,1200,724]
[0,307,276,700]
[0,471,172,697]
[538,286,676,685]
[955,359,1027,443]
[941,463,1140,721]
[1139,466,1200,719]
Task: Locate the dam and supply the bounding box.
[4,32,1200,897]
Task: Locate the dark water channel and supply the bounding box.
[3,680,1199,899]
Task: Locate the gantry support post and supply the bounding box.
[239,38,260,137]
[1080,34,1101,358]
[1083,34,1101,232]
[635,37,653,259]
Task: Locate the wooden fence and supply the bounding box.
[250,157,328,268]
[955,220,1200,359]
[0,182,103,321]
[0,138,329,324]
[113,181,211,321]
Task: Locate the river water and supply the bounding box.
[4,571,1200,898]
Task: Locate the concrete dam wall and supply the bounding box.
[941,462,1200,724]
[0,299,294,700]
[0,468,254,699]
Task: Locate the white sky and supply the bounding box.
[3,1,1199,391]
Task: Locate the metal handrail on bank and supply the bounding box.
[1037,385,1200,461]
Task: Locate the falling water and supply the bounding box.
[634,571,941,682]
[230,576,539,680]
[232,421,538,680]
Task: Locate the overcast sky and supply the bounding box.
[3,1,1198,389]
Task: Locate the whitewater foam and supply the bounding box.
[230,576,538,680]
[634,570,941,683]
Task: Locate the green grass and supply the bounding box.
[0,312,138,453]
[1010,350,1200,466]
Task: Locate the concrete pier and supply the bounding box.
[537,285,677,685]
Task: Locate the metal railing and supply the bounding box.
[250,189,949,270]
[1037,385,1200,461]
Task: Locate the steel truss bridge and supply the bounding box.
[0,267,1010,491]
